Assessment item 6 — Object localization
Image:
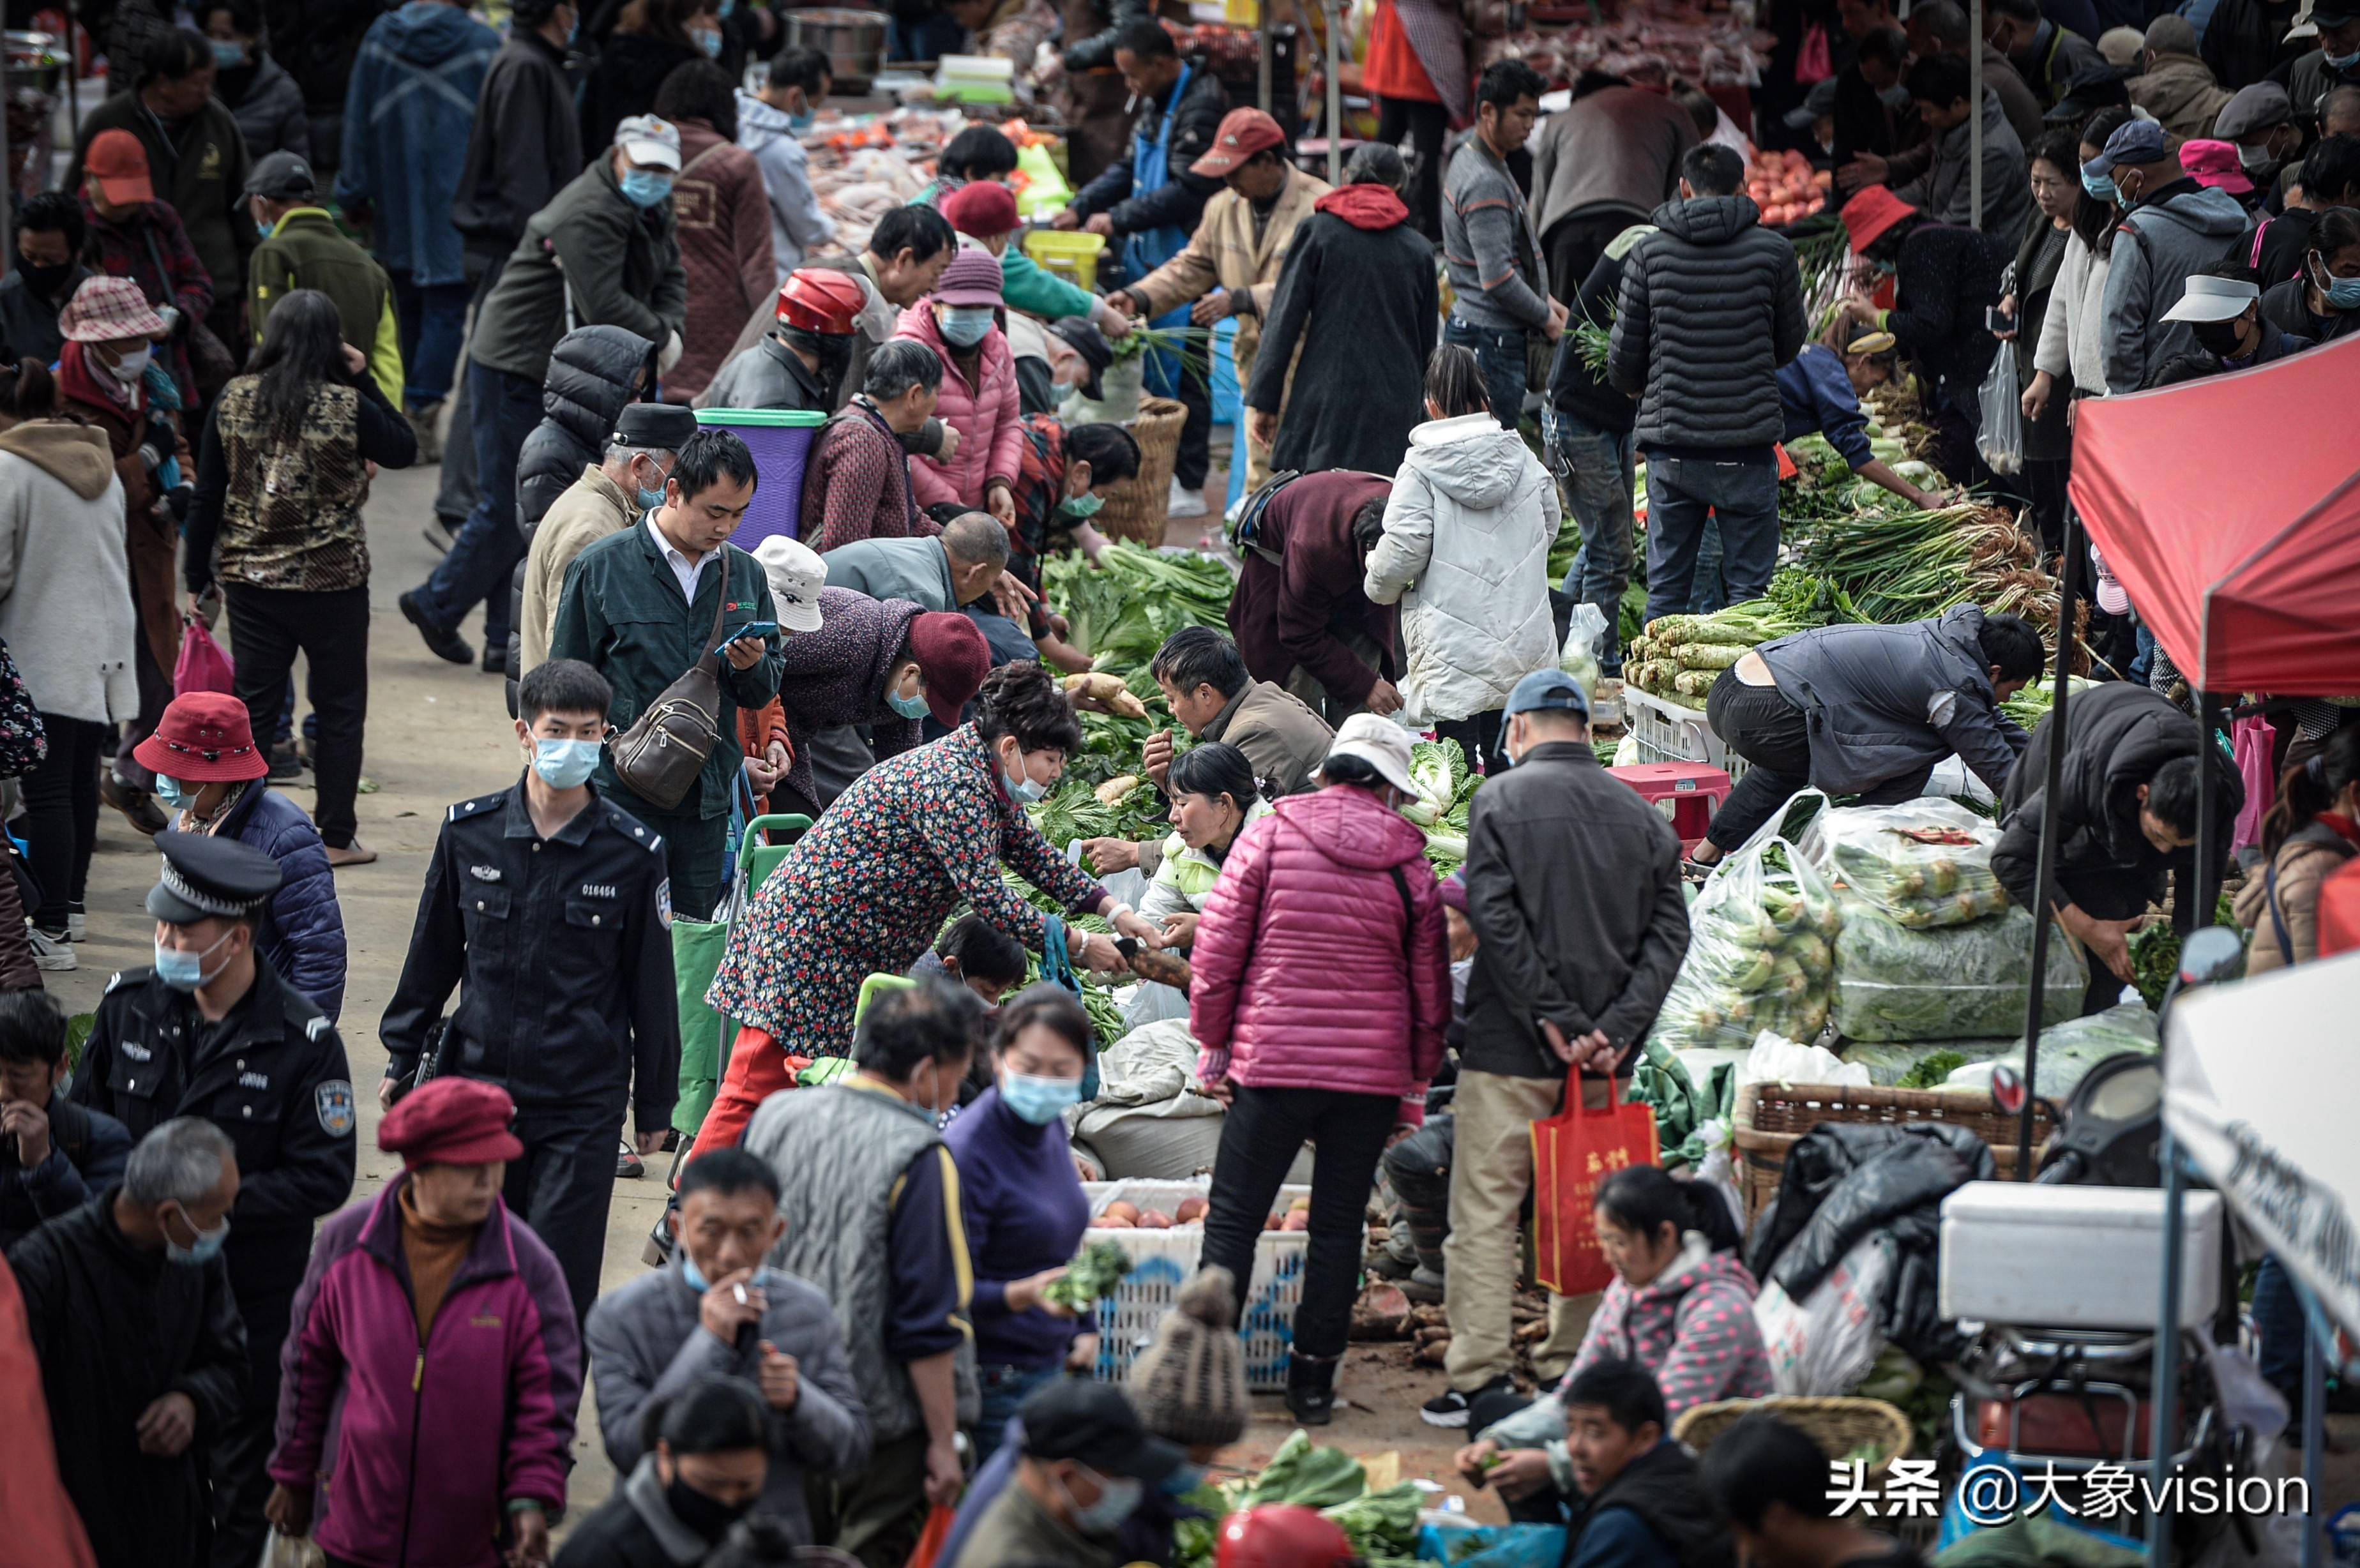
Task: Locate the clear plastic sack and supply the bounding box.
[1801,797,2008,929]
[1649,792,1844,1052]
[1560,602,1609,699]
[1831,891,2088,1043]
[1943,1002,2160,1099]
[1976,338,2023,476]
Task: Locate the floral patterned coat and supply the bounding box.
[706,723,1105,1053]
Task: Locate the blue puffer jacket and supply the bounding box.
[335,1,500,287]
[223,785,348,1021]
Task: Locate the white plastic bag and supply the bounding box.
[1560,603,1609,699]
[1976,339,2024,476]
[1649,794,1845,1052]
[1753,1232,1895,1394]
[1739,1030,1869,1088]
[261,1531,326,1568]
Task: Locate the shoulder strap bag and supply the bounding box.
[610,546,735,812]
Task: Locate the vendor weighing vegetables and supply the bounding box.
[1691,608,2046,869]
[1776,331,1949,510]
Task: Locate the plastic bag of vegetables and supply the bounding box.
[1649,793,1843,1052]
[1831,892,2087,1043]
[1559,603,1608,699]
[1803,799,2009,929]
[1942,1003,2159,1099]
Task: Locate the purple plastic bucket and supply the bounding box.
[693,407,827,548]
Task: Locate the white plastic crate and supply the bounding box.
[1077,1179,1310,1391]
[1622,685,1748,781]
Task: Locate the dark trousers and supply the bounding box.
[1434,710,1508,776]
[209,1281,294,1567]
[22,712,107,928]
[225,584,370,848]
[435,255,506,529]
[420,361,543,641]
[388,269,473,406]
[1704,667,1935,852]
[2253,1254,2305,1407]
[1467,1389,1578,1525]
[1643,451,1779,626]
[1173,333,1211,490]
[1541,209,1633,305]
[2022,455,2070,559]
[1202,1085,1398,1359]
[808,1427,931,1568]
[115,622,175,792]
[503,1102,624,1341]
[1377,95,1448,241]
[1444,317,1530,432]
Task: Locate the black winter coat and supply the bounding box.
[2201,0,2303,89]
[1608,195,1807,451]
[453,31,586,267]
[578,32,702,162]
[1071,60,1229,238]
[1886,223,2009,415]
[1249,204,1438,478]
[6,1193,248,1568]
[1992,682,2245,926]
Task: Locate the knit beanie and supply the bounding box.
[1126,1267,1250,1449]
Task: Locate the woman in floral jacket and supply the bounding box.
[694,663,1164,1153]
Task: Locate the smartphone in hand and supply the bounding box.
[715,620,779,656]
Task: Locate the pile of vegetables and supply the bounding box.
[1401,738,1481,872]
[1651,834,1843,1051]
[1041,1240,1135,1310]
[1791,501,2056,633]
[1831,894,2087,1043]
[1043,542,1235,667]
[1622,594,1822,705]
[1746,147,1833,227]
[1944,1002,2159,1099]
[1812,801,2009,930]
[1174,1432,1421,1568]
[2128,893,2243,1006]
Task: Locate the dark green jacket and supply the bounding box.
[470,155,687,386]
[250,207,403,405]
[67,91,253,320]
[547,518,786,821]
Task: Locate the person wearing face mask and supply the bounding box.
[822,510,1039,681]
[587,1150,870,1550]
[706,268,865,415]
[939,177,1133,415]
[649,61,775,404]
[734,981,991,1567]
[0,193,92,369]
[0,991,134,1251]
[949,1379,1191,1568]
[1004,414,1140,667]
[7,1117,248,1568]
[2262,204,2360,342]
[802,338,956,552]
[895,248,1025,529]
[200,0,308,162]
[245,152,404,406]
[580,0,707,154]
[2085,117,2250,392]
[2150,265,2310,383]
[76,128,213,413]
[264,1076,576,1568]
[69,831,358,1568]
[736,47,836,283]
[943,986,1100,1458]
[378,659,684,1338]
[522,401,693,674]
[558,1379,773,1568]
[2287,1,2360,124]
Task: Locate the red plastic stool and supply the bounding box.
[1607,761,1733,850]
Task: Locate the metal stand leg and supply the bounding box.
[2147,1134,2187,1568]
[2303,1310,2324,1568]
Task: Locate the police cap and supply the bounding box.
[146,828,285,924]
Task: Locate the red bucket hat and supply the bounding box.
[133,691,268,783]
[380,1077,524,1168]
[1838,186,1918,255]
[907,612,990,727]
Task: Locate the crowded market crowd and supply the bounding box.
[0,0,2355,1564]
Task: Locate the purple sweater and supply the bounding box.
[943,1086,1092,1368]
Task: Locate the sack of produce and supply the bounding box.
[1806,799,2009,928]
[1831,893,2087,1043]
[1561,601,1608,698]
[1836,1040,2005,1088]
[1649,794,1843,1051]
[1943,1002,2158,1099]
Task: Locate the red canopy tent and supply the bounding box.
[2068,335,2360,695]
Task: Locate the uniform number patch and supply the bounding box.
[316,1079,356,1138]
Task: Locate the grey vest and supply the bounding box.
[745,1083,975,1442]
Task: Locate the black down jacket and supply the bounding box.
[1747,1121,1993,1365]
[1607,194,1808,451]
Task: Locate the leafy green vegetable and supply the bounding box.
[1831,892,2085,1043]
[1898,1049,1970,1089]
[1240,1431,1366,1509]
[1043,1239,1135,1310]
[2128,894,2240,1007]
[1045,543,1234,668]
[1171,1485,1230,1568]
[1321,1483,1422,1558]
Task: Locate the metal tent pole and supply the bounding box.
[2191,690,2220,931]
[1258,3,1272,114]
[2303,1307,2325,1568]
[2145,1135,2188,1568]
[2016,504,2080,1173]
[1969,0,1983,229]
[1324,0,1341,185]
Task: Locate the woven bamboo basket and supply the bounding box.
[1092,395,1186,545]
[1732,1081,2051,1220]
[1675,1395,1914,1486]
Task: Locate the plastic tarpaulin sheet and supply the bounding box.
[2162,951,2360,1345]
[2068,336,2360,696]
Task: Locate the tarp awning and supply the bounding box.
[2068,336,2360,696]
[2163,952,2360,1345]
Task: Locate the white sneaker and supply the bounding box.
[66,909,84,942]
[29,926,74,971]
[1167,478,1207,518]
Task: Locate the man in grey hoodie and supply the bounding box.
[1442,60,1564,429]
[1894,53,2032,237]
[2091,119,2249,393]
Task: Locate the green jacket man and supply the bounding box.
[243,152,402,405]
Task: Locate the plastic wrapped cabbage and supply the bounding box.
[1831,892,2088,1043]
[1943,1003,2159,1099]
[1649,803,1843,1052]
[1807,799,2009,929]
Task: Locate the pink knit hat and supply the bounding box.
[932,247,1004,307]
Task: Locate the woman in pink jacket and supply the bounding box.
[1190,712,1451,1426]
[893,246,1024,526]
[266,1078,579,1568]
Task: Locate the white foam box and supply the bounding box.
[1077,1179,1312,1392]
[1938,1181,2222,1331]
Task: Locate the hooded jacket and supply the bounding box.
[895,303,1024,511]
[333,1,500,287]
[2235,818,2359,974]
[471,155,688,388]
[1188,785,1451,1122]
[1363,413,1561,723]
[2128,52,2234,141]
[517,325,656,539]
[1608,196,1808,452]
[736,88,836,280]
[1564,1237,1774,1421]
[222,53,310,162]
[2100,179,2249,393]
[451,30,583,266]
[218,783,348,1021]
[0,421,137,725]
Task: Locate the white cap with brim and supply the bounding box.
[1322,712,1419,795]
[614,114,683,171]
[753,536,827,633]
[2161,274,2261,323]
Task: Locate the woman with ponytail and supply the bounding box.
[2234,726,2360,974]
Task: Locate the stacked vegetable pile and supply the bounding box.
[1173,1431,1421,1568]
[1650,829,1843,1052]
[1816,800,2010,930]
[1041,542,1233,668]
[1790,499,2073,655]
[1623,596,1820,704]
[1780,430,1940,522]
[1402,738,1481,873]
[1746,147,1833,226]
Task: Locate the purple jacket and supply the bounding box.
[270,1180,580,1568]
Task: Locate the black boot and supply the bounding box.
[1287,1352,1340,1426]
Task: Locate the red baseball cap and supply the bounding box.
[1192,108,1287,177]
[907,611,991,727]
[133,691,268,784]
[2177,139,2254,196]
[380,1077,524,1168]
[941,179,1020,238]
[1838,185,1918,255]
[85,128,154,206]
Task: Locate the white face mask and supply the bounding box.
[103,343,153,382]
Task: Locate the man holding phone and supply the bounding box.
[550,427,794,923]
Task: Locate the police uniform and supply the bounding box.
[380,778,681,1338]
[68,831,357,1568]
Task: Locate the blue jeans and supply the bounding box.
[389,269,473,405]
[1552,413,1636,673]
[1444,317,1530,432]
[416,361,543,641]
[1691,516,1728,614]
[1643,451,1779,628]
[2252,1255,2305,1405]
[974,1362,1065,1463]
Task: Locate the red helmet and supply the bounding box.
[1216,1506,1357,1568]
[776,268,865,335]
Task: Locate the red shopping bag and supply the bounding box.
[172,615,234,697]
[904,1504,957,1568]
[1531,1069,1659,1296]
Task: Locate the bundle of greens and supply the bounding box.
[1790,501,2067,649]
[1044,543,1235,667]
[1320,1484,1422,1560]
[1400,738,1481,871]
[1831,893,2087,1043]
[1030,771,1171,852]
[1108,322,1215,388]
[1834,1041,1995,1087]
[1042,1239,1135,1309]
[1239,1431,1367,1508]
[1946,1002,2158,1099]
[1622,594,1823,705]
[1813,800,2008,929]
[1650,826,1844,1051]
[2128,894,2243,1006]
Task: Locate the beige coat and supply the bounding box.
[2234,824,2359,975]
[2129,54,2234,142]
[1127,165,1333,489]
[520,464,635,672]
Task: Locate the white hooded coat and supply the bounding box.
[1363,413,1562,723]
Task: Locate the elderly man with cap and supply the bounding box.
[2148,263,2309,381]
[1423,668,1690,1428]
[70,829,357,1567]
[380,656,685,1335]
[520,401,701,674]
[1103,109,1329,494]
[266,1076,579,1568]
[702,269,868,414]
[2287,1,2360,120]
[2088,117,2248,391]
[245,149,402,406]
[946,1381,1191,1568]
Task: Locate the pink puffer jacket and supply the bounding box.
[893,303,1023,511]
[1190,785,1451,1122]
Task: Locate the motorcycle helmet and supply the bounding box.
[775,269,865,336]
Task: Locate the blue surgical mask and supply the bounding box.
[697,28,723,56]
[255,218,273,239]
[1058,492,1105,520]
[1069,1471,1143,1536]
[1160,1463,1209,1496]
[153,774,190,810]
[719,0,736,15]
[2328,47,2360,70]
[154,928,234,991]
[2080,167,2119,205]
[888,688,932,720]
[937,305,994,347]
[211,40,246,68]
[789,109,816,133]
[2314,255,2360,310]
[619,169,674,209]
[1002,760,1047,803]
[532,737,602,789]
[635,458,671,512]
[999,1070,1082,1126]
[164,1202,231,1266]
